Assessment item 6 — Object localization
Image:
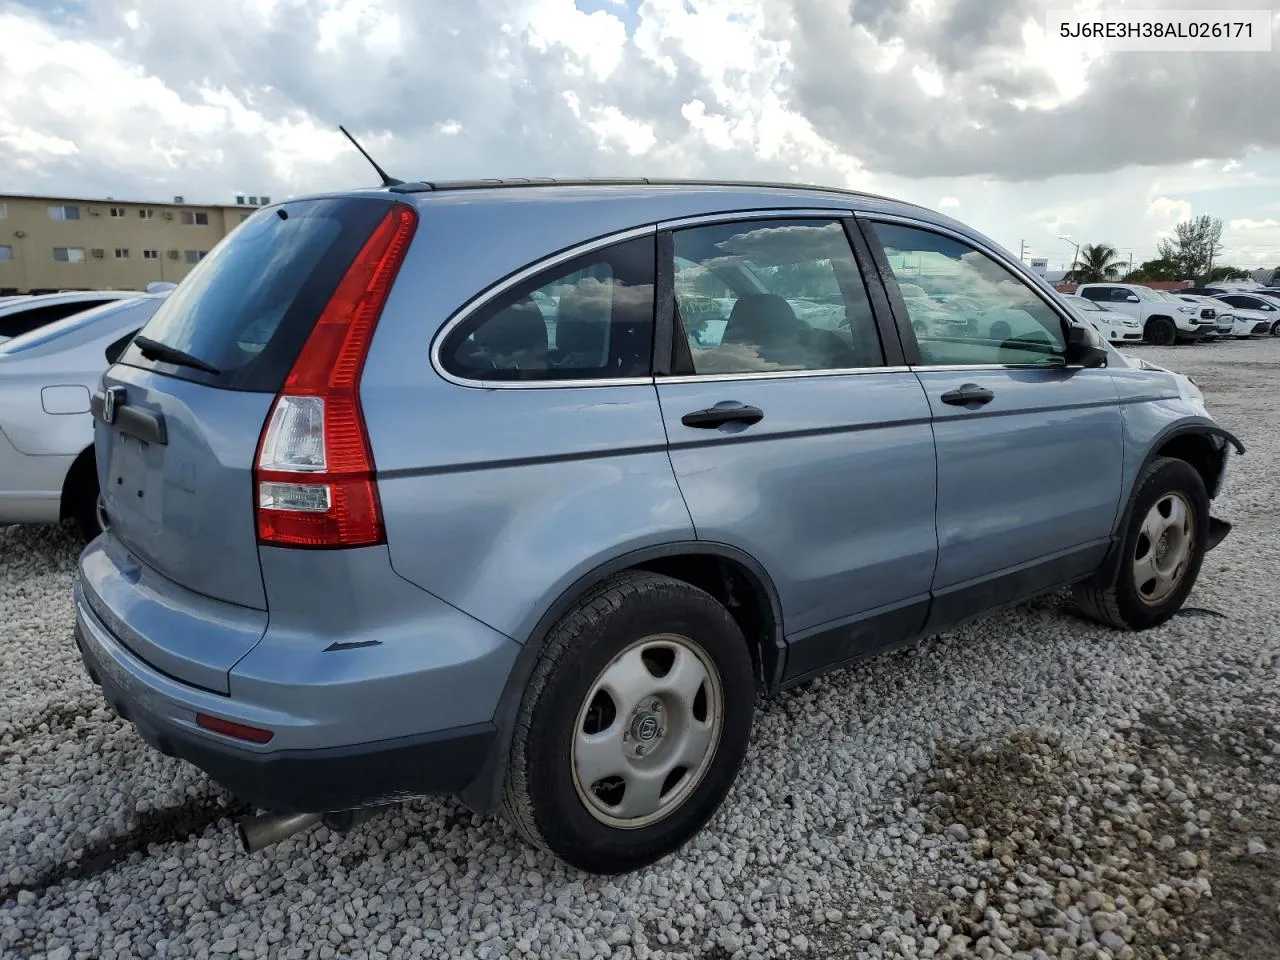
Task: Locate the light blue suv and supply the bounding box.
[74,179,1243,874]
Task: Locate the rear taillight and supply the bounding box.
[254,203,417,548]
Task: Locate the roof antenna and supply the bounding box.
[338,125,403,187]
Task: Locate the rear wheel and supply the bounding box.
[501,571,756,874]
[1073,457,1208,631]
[64,451,102,542]
[1144,317,1176,346]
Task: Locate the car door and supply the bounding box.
[861,217,1124,631]
[652,212,938,683]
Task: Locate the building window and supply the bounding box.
[239,213,251,222]
[53,247,86,263]
[260,196,270,205]
[109,206,126,218]
[143,249,159,260]
[184,249,207,264]
[48,204,81,221]
[0,245,12,262]
[139,209,155,220]
[180,211,210,226]
[0,203,7,219]
[115,248,130,259]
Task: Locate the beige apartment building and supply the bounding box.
[0,191,271,294]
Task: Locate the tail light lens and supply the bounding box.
[254,203,418,548]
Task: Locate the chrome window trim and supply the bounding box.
[855,211,1083,349]
[660,365,911,384]
[430,224,658,390]
[906,362,1071,373]
[656,208,855,230]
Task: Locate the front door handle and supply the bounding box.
[681,403,765,429]
[940,384,995,407]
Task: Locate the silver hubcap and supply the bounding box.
[1133,492,1194,606]
[572,634,723,829]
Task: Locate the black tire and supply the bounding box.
[1271,319,1280,337]
[501,571,756,874]
[1073,457,1209,631]
[1144,317,1177,346]
[66,454,102,541]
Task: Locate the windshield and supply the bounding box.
[1065,295,1102,312]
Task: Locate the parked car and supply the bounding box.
[1213,292,1280,337]
[1074,283,1216,345]
[0,290,144,345]
[1185,288,1278,337]
[1059,294,1143,343]
[1168,295,1232,339]
[0,294,167,538]
[73,180,1241,874]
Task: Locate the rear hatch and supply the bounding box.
[94,195,401,614]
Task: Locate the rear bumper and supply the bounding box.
[74,534,522,811]
[75,610,498,812]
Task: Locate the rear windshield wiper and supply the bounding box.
[132,335,222,376]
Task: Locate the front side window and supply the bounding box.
[670,218,882,375]
[873,222,1065,367]
[439,235,655,382]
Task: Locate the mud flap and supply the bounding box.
[1206,517,1232,553]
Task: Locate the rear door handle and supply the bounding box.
[940,384,995,407]
[681,403,765,429]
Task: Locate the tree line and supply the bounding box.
[1063,215,1274,285]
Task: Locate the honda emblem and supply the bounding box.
[103,386,124,425]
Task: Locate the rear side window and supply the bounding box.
[119,198,393,392]
[0,299,112,339]
[439,236,655,382]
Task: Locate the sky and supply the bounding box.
[1,0,1278,272]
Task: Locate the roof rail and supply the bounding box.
[387,176,908,208]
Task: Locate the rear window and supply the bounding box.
[0,299,114,339]
[119,197,393,392]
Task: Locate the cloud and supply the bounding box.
[1,0,1279,269]
[937,196,960,209]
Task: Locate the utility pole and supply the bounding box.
[1019,240,1027,261]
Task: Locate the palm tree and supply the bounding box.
[1067,244,1126,283]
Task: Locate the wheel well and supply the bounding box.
[632,553,781,690]
[1154,432,1221,497]
[59,446,97,520]
[1147,314,1174,324]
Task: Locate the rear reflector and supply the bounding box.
[254,203,418,548]
[196,713,274,744]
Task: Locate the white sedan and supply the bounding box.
[0,289,144,344]
[0,292,168,538]
[1059,294,1143,343]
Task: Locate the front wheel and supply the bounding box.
[501,571,756,874]
[1271,319,1280,337]
[1144,317,1177,346]
[1073,457,1209,631]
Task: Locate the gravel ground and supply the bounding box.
[2,337,1278,960]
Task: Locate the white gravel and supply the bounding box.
[2,337,1278,960]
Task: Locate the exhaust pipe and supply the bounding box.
[237,812,322,853]
[236,806,387,853]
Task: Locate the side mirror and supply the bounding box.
[1125,294,1141,302]
[1065,323,1109,368]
